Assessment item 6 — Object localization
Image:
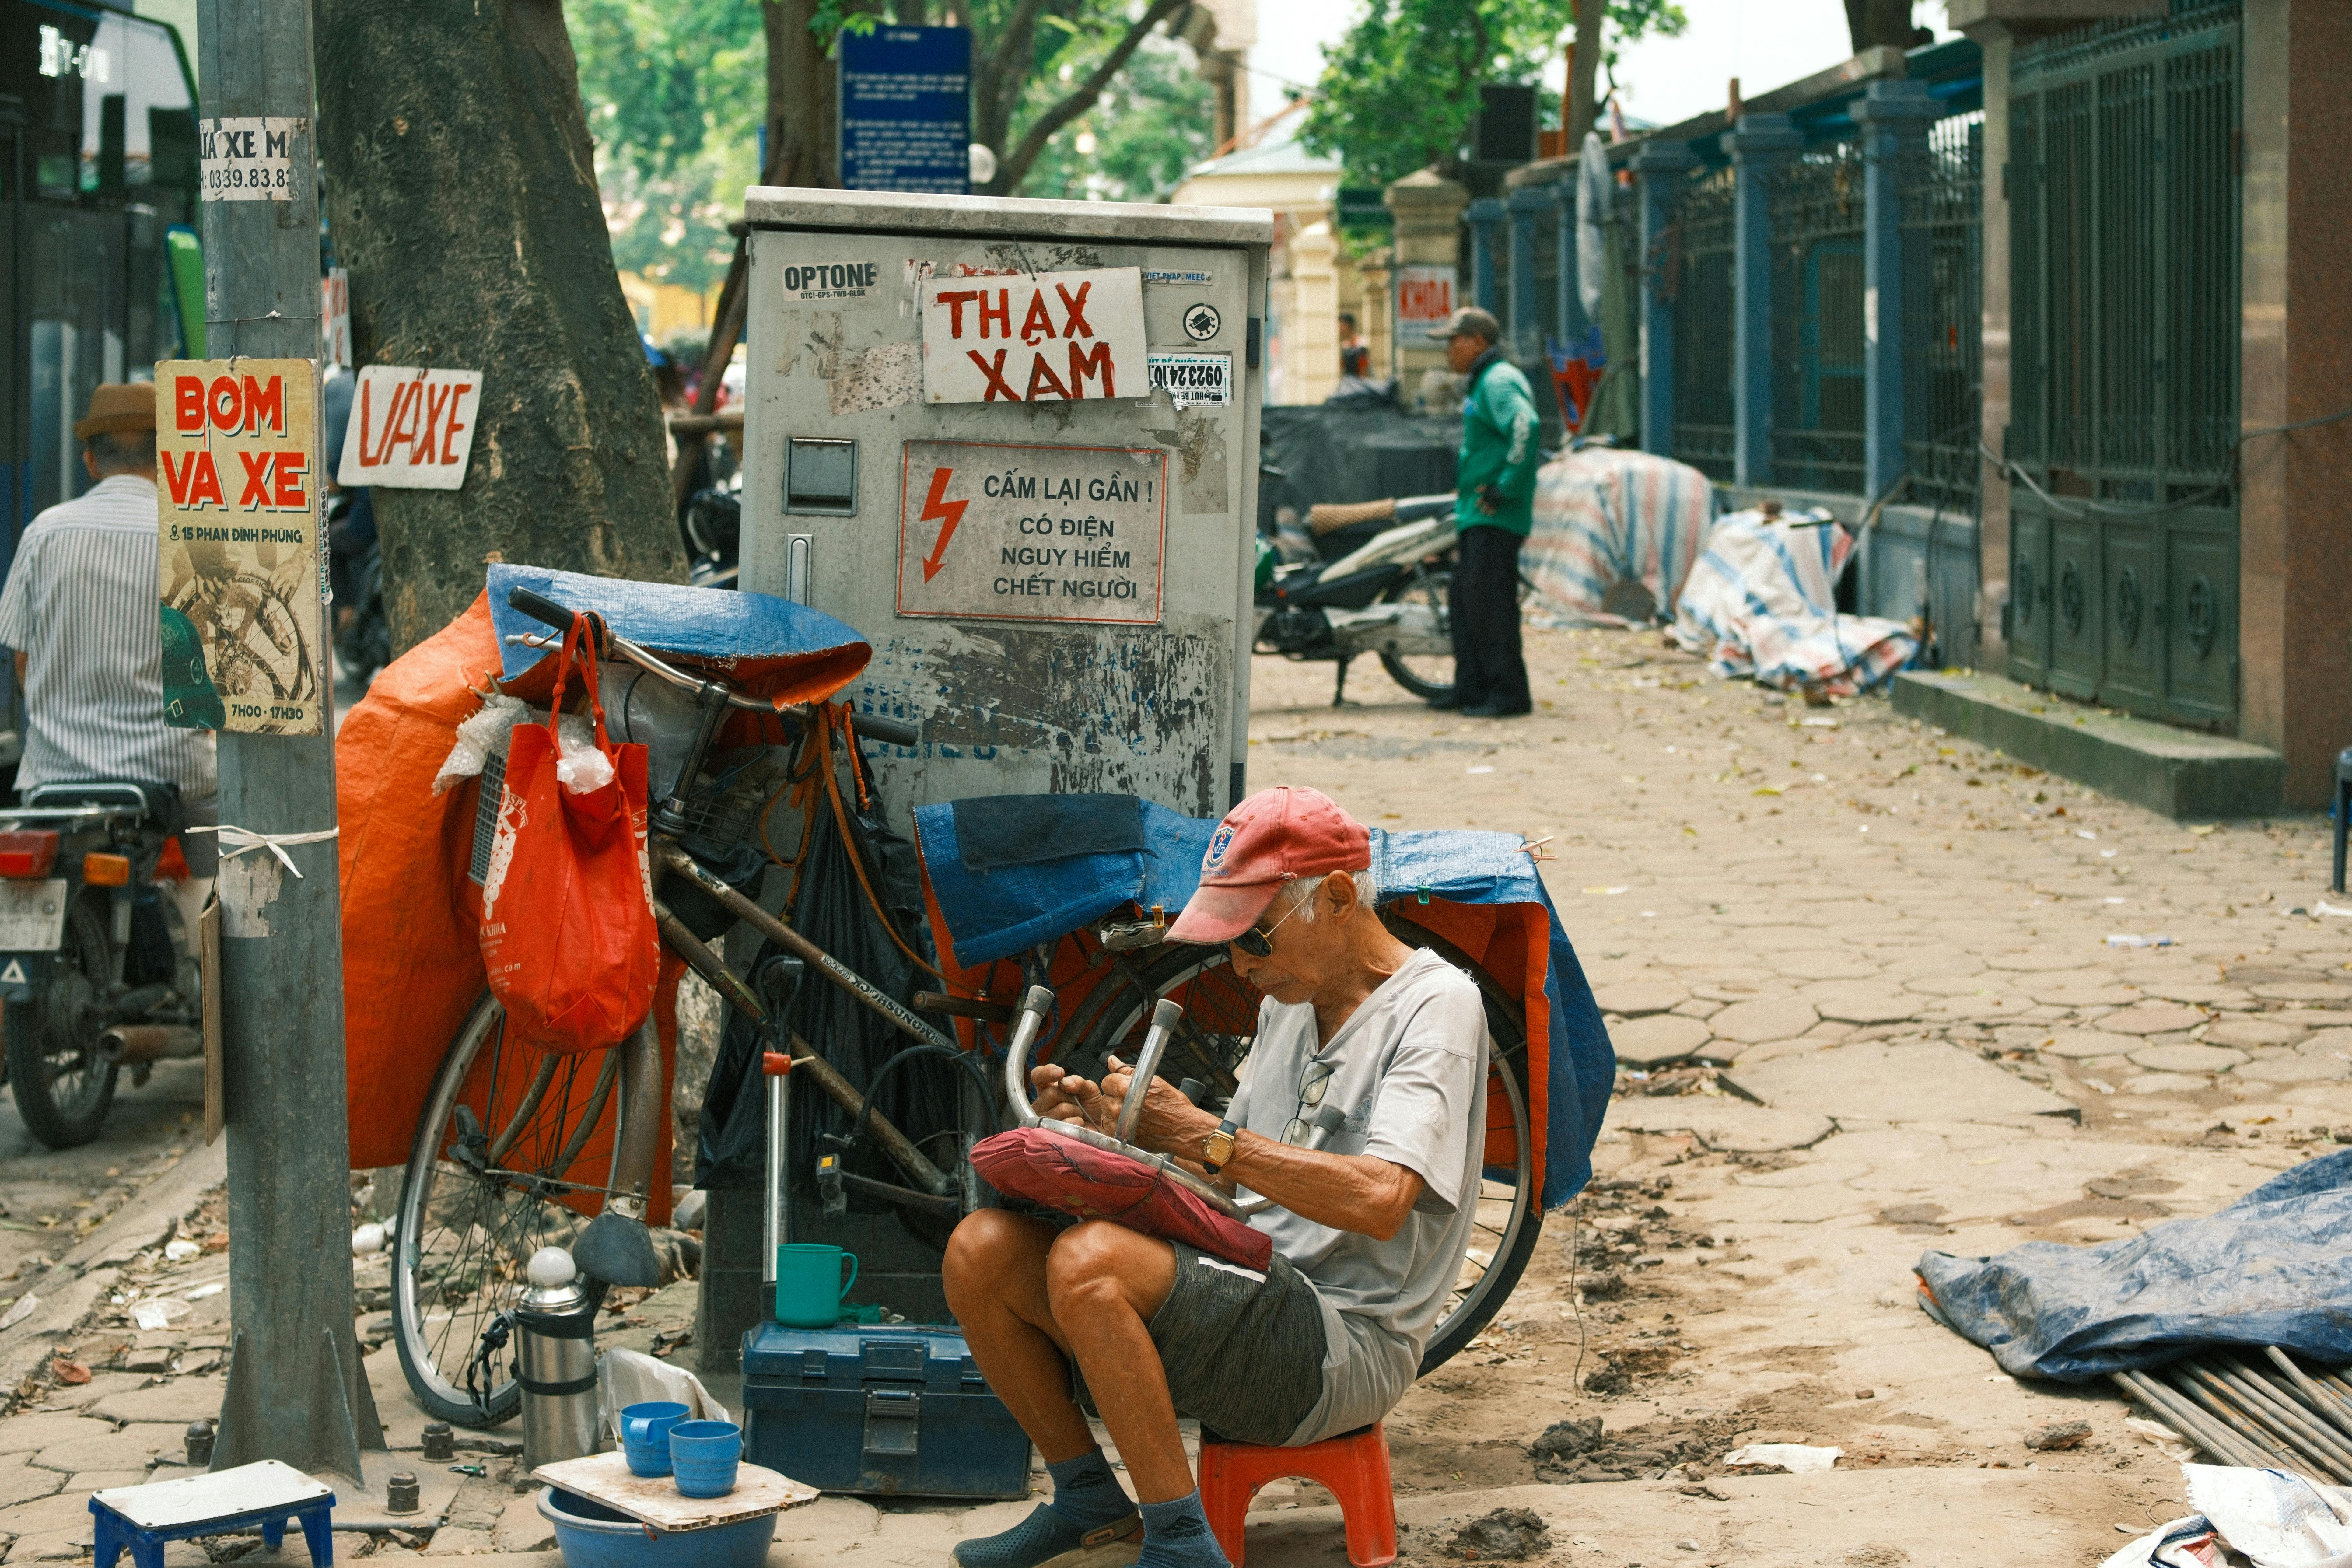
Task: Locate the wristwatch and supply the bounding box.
[1200,1119,1238,1176]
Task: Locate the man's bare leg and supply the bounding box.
[943,1209,1097,1462]
[945,1214,1187,1492]
[1041,1222,1188,1502]
[945,1214,1224,1568]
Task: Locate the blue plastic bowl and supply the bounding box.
[535,1488,775,1568]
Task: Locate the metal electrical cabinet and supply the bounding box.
[739,189,1271,820]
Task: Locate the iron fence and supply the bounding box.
[2011,0,2240,499]
[1899,110,1983,511]
[1670,164,1736,481]
[1768,140,1867,492]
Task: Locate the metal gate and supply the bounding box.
[1670,165,1736,482]
[1769,142,1867,495]
[2005,1,2241,728]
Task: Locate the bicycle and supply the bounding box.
[392,584,1538,1427]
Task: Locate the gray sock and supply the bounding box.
[1045,1448,1135,1531]
[1136,1492,1229,1568]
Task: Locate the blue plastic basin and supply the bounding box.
[535,1488,776,1568]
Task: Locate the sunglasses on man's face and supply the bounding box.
[1229,887,1309,958]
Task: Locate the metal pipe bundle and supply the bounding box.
[2112,1348,2352,1477]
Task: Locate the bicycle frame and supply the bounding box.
[501,588,955,1250]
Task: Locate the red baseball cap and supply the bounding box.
[1167,786,1373,945]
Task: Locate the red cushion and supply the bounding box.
[971,1127,1274,1272]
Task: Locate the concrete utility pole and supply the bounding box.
[194,0,382,1481]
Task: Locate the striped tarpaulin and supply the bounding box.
[1671,508,1918,694]
[1521,447,1714,626]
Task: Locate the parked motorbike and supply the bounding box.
[681,485,741,590]
[1255,494,1460,705]
[0,782,205,1148]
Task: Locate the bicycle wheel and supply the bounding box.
[1375,562,1455,703]
[1064,917,1539,1376]
[4,894,118,1150]
[392,993,619,1427]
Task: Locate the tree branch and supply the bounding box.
[994,0,1188,195]
[976,0,1051,156]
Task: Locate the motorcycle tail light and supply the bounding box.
[0,831,58,879]
[82,852,131,887]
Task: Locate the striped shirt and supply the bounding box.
[0,474,217,797]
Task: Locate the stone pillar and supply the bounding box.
[2238,0,2352,803]
[1467,198,1505,313]
[1290,220,1342,408]
[1854,81,1942,501]
[1972,23,2017,670]
[1726,113,1801,487]
[1632,140,1700,458]
[1357,244,1394,380]
[1507,184,1550,358]
[1386,170,1470,389]
[1556,177,1587,345]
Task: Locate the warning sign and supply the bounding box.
[919,267,1147,404]
[155,358,325,736]
[896,440,1166,625]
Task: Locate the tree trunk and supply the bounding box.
[314,0,686,651]
[1566,0,1603,147]
[765,0,835,189]
[1845,0,1929,52]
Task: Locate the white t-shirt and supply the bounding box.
[1226,946,1490,1444]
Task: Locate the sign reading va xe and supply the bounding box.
[156,359,326,736]
[919,267,1147,405]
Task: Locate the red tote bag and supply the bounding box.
[478,617,662,1053]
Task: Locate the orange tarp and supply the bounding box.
[337,594,676,1221]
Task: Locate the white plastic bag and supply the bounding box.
[598,1346,732,1443]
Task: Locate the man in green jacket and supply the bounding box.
[1429,306,1539,716]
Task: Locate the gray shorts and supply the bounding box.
[1136,1242,1326,1447]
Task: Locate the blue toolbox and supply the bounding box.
[740,1321,1032,1498]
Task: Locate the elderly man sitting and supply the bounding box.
[944,786,1490,1568]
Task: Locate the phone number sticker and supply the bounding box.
[199,117,305,202]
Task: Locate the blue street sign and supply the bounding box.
[839,26,972,194]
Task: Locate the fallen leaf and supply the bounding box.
[50,1358,89,1386]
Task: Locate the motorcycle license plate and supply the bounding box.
[0,880,69,952]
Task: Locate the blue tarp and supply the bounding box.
[485,563,871,705]
[1918,1150,2352,1382]
[911,799,1613,1209]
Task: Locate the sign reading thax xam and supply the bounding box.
[896,440,1167,625]
[918,267,1147,404]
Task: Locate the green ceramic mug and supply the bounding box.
[775,1243,860,1328]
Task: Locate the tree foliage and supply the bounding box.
[570,0,764,293]
[1301,0,1685,193]
[1016,34,1213,203]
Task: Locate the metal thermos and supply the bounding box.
[515,1247,601,1470]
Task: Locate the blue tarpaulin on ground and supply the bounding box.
[911,798,1613,1209]
[1917,1150,2352,1381]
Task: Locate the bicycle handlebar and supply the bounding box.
[503,585,920,747]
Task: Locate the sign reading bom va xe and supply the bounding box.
[896,440,1167,625]
[918,267,1147,404]
[335,365,483,489]
[156,359,325,736]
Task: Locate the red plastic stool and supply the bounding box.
[1198,1422,1396,1568]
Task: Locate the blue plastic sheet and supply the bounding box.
[1917,1149,2352,1382]
[911,800,1613,1209]
[485,563,871,707]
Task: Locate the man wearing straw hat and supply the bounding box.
[0,383,217,873]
